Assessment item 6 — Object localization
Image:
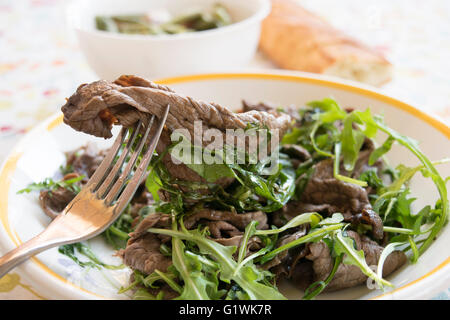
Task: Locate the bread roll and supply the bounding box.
[259,0,392,86]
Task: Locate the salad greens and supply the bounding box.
[132,98,447,299]
[149,219,286,300]
[20,97,449,300]
[17,174,85,194]
[58,242,124,270]
[95,3,232,35]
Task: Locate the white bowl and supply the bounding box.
[0,71,449,299]
[66,0,271,80]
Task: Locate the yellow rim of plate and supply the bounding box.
[0,72,449,299]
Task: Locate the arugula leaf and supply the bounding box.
[340,112,366,171]
[171,230,222,299]
[154,269,182,293]
[229,160,296,212]
[309,121,334,158]
[58,242,123,270]
[333,230,393,288]
[260,222,344,264]
[133,288,163,300]
[376,242,404,279]
[281,127,302,145]
[354,109,378,138]
[307,98,347,123]
[18,175,85,194]
[140,268,179,290]
[302,255,342,300]
[359,168,384,189]
[236,221,259,267]
[318,213,344,226]
[392,189,417,228]
[145,168,162,202]
[256,212,322,235]
[103,207,134,250]
[369,136,395,165]
[385,164,423,193]
[186,162,235,183]
[381,189,430,234]
[334,143,368,187]
[373,121,448,254]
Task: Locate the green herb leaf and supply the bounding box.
[256,212,322,235]
[334,143,368,187]
[376,242,404,279]
[145,168,162,202]
[333,230,392,288]
[340,113,365,171]
[17,175,85,194]
[58,242,123,270]
[172,233,221,299]
[359,168,384,189]
[307,98,347,123]
[369,136,395,165]
[260,223,344,264]
[303,255,342,300]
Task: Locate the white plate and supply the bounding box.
[0,71,449,300]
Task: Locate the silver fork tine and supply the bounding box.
[104,115,156,205]
[96,120,143,198]
[113,104,170,214]
[84,126,128,190]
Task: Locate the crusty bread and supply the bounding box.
[259,0,392,86]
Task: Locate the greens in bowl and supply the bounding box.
[19,75,448,300]
[95,3,232,35]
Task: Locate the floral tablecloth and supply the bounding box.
[0,0,449,300]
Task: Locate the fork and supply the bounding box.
[0,105,170,278]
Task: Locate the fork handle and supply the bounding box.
[0,224,65,278]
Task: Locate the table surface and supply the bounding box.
[0,0,449,300]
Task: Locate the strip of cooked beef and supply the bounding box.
[242,100,300,123]
[121,234,172,275]
[351,207,384,240]
[289,260,315,291]
[301,159,371,214]
[183,209,268,230]
[242,100,278,113]
[280,144,311,169]
[129,212,171,239]
[206,221,242,238]
[280,144,311,162]
[119,213,172,275]
[66,143,108,183]
[39,183,77,219]
[291,230,407,292]
[62,75,292,142]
